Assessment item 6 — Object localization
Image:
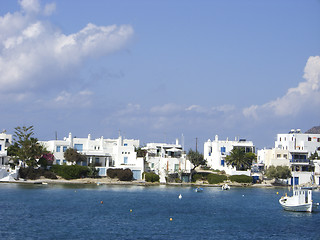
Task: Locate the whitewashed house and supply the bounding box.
[143,139,192,183]
[258,129,320,185]
[203,135,255,176]
[40,133,144,180]
[0,132,19,181]
[0,132,11,166]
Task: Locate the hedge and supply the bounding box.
[51,165,89,180]
[107,168,133,181]
[143,172,159,182]
[19,167,57,180]
[229,175,252,183]
[207,174,227,184]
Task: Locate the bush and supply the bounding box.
[143,172,159,182]
[51,165,89,180]
[107,168,133,181]
[191,172,211,182]
[117,169,133,181]
[207,174,227,184]
[19,167,57,180]
[229,175,252,183]
[107,168,121,178]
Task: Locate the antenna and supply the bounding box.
[55,131,58,140]
[196,137,198,152]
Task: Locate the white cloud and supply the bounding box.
[150,103,183,114]
[0,0,134,93]
[243,56,320,119]
[53,90,93,108]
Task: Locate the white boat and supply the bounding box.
[195,187,203,192]
[279,187,313,212]
[222,184,230,190]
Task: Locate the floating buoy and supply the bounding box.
[169,218,173,221]
[130,209,132,212]
[100,201,103,204]
[178,194,182,199]
[276,192,279,195]
[242,195,244,197]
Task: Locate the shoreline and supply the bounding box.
[0,177,286,188]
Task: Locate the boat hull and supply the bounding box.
[279,199,313,212]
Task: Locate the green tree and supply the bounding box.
[11,126,44,167]
[309,151,319,160]
[135,147,147,158]
[64,148,87,164]
[187,149,205,170]
[265,166,291,179]
[225,147,255,171]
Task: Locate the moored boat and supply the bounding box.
[222,184,230,190]
[279,188,313,212]
[195,187,203,192]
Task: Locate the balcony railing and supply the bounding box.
[290,159,310,163]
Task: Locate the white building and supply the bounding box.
[257,148,290,169]
[0,132,12,166]
[0,132,19,181]
[143,139,192,183]
[40,133,144,180]
[258,129,320,185]
[204,135,255,176]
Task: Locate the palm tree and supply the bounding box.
[225,147,255,170]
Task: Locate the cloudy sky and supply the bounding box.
[1,0,320,150]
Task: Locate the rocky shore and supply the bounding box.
[0,176,280,188]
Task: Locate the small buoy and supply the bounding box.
[130,209,132,212]
[242,195,244,197]
[100,201,103,204]
[276,192,279,195]
[178,194,182,199]
[169,218,173,221]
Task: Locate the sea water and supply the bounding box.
[0,183,319,240]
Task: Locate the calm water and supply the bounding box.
[0,184,319,240]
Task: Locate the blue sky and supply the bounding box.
[1,0,320,151]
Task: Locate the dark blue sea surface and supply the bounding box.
[0,183,319,240]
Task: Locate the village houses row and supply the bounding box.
[1,129,320,185]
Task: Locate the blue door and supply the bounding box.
[291,177,299,185]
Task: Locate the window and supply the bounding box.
[318,138,320,142]
[63,146,67,152]
[308,137,311,141]
[124,157,128,164]
[151,163,154,168]
[74,144,83,152]
[279,137,281,141]
[221,147,226,153]
[56,146,60,152]
[6,139,9,143]
[63,160,66,164]
[284,154,287,159]
[124,143,128,146]
[95,158,99,164]
[277,154,281,158]
[221,160,225,167]
[174,164,179,172]
[56,159,61,165]
[0,144,1,151]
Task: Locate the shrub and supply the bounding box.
[229,175,252,183]
[207,174,227,184]
[191,172,211,182]
[51,165,89,180]
[117,169,133,181]
[107,168,121,178]
[19,167,57,180]
[107,168,133,181]
[143,172,159,182]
